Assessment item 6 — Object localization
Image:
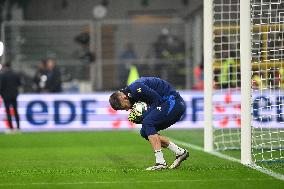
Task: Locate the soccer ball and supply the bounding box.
[132,102,148,116]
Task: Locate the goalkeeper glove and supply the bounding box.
[128,110,142,124]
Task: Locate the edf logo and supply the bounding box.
[26,99,96,125]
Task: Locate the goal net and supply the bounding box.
[205,0,284,163]
[251,0,284,162]
[212,0,241,150]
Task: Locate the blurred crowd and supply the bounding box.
[213,35,284,90]
[33,58,62,93]
[116,28,202,90]
[0,59,63,132]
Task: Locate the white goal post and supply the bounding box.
[203,0,214,152]
[240,0,252,165]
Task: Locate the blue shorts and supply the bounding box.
[140,95,186,140]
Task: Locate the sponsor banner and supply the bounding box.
[213,90,284,128]
[0,90,282,132]
[213,91,241,128]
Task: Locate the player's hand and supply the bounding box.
[128,110,142,124]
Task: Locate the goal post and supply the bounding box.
[240,0,252,165]
[203,0,214,152]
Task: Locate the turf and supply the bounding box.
[0,130,283,189]
[165,130,284,175]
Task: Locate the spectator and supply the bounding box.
[153,28,185,61]
[0,62,21,133]
[193,61,204,90]
[33,59,48,93]
[119,43,137,60]
[118,43,137,88]
[279,68,284,89]
[45,58,62,93]
[214,36,239,89]
[74,27,94,64]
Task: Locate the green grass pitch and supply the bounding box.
[0,130,283,189]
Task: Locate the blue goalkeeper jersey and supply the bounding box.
[121,77,179,106]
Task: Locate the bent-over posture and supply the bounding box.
[109,77,189,170]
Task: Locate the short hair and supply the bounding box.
[109,91,123,110]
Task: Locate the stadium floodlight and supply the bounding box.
[204,0,284,165]
[0,41,4,56]
[93,4,107,19]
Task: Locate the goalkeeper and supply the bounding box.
[109,77,188,170]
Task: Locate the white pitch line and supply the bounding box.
[170,139,241,162]
[0,178,275,186]
[171,138,284,181]
[247,164,284,181]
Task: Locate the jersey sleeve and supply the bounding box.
[128,82,162,104]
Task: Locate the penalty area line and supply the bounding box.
[170,138,284,181]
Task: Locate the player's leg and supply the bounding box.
[155,95,189,169]
[140,127,167,170]
[3,99,13,130]
[148,134,162,150]
[159,135,169,147]
[159,135,184,154]
[148,134,167,168]
[159,135,186,155]
[141,95,188,170]
[11,98,20,130]
[159,135,189,169]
